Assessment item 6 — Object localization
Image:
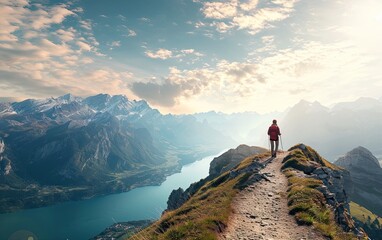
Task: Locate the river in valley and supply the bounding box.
[0,151,224,240]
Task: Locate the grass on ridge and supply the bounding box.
[282,145,359,240]
[125,153,269,240]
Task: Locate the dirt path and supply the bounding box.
[219,152,326,240]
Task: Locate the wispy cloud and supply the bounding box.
[133,39,372,113]
[79,19,92,30]
[145,48,204,60]
[131,60,266,107]
[108,41,121,50]
[0,0,133,99]
[198,0,299,35]
[145,48,173,59]
[202,1,238,19]
[127,29,137,37]
[139,17,151,22]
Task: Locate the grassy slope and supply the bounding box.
[282,144,359,240]
[350,202,382,225]
[350,201,382,240]
[124,153,269,240]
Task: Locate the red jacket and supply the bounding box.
[268,124,281,141]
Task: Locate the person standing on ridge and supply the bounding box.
[268,119,281,157]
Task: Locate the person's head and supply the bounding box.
[272,119,277,124]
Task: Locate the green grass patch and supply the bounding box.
[287,144,340,171]
[350,202,382,225]
[282,146,358,240]
[125,152,271,240]
[235,152,271,170]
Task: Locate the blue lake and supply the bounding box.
[0,151,223,240]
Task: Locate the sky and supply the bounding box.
[1,0,382,114]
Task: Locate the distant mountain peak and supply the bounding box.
[335,146,381,169]
[332,97,382,111]
[289,99,328,114]
[57,93,78,102]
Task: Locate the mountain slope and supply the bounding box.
[0,94,234,213]
[350,202,382,240]
[126,144,365,240]
[281,98,382,161]
[334,147,382,217]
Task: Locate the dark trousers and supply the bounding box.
[270,140,279,156]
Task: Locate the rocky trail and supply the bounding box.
[219,152,326,240]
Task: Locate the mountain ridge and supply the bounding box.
[124,144,369,240]
[0,93,234,213]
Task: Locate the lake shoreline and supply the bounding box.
[0,148,221,214]
[0,150,222,240]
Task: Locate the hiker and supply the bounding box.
[268,119,281,157]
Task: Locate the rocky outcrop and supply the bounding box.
[209,144,267,177]
[334,146,382,217]
[284,144,366,237]
[167,146,269,211]
[0,138,11,176]
[167,188,190,211]
[312,166,355,231]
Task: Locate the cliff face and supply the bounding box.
[334,147,382,217]
[282,144,365,238]
[209,144,267,177]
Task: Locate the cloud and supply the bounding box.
[131,81,182,106]
[139,17,151,22]
[110,41,121,47]
[0,69,68,96]
[212,21,234,33]
[127,29,137,37]
[79,20,92,30]
[117,14,126,21]
[198,0,299,35]
[0,0,133,100]
[0,97,24,103]
[55,27,76,42]
[145,48,173,59]
[108,41,121,50]
[133,38,374,113]
[76,40,92,51]
[131,60,266,107]
[145,48,204,60]
[33,5,74,30]
[202,0,238,19]
[0,0,29,41]
[240,0,259,11]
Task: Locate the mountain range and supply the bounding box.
[1,94,381,213]
[0,94,234,213]
[192,97,382,161]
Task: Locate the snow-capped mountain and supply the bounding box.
[0,94,234,213]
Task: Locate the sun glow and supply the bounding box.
[348,2,382,29]
[376,11,382,23]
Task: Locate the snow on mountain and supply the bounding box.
[2,94,156,124]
